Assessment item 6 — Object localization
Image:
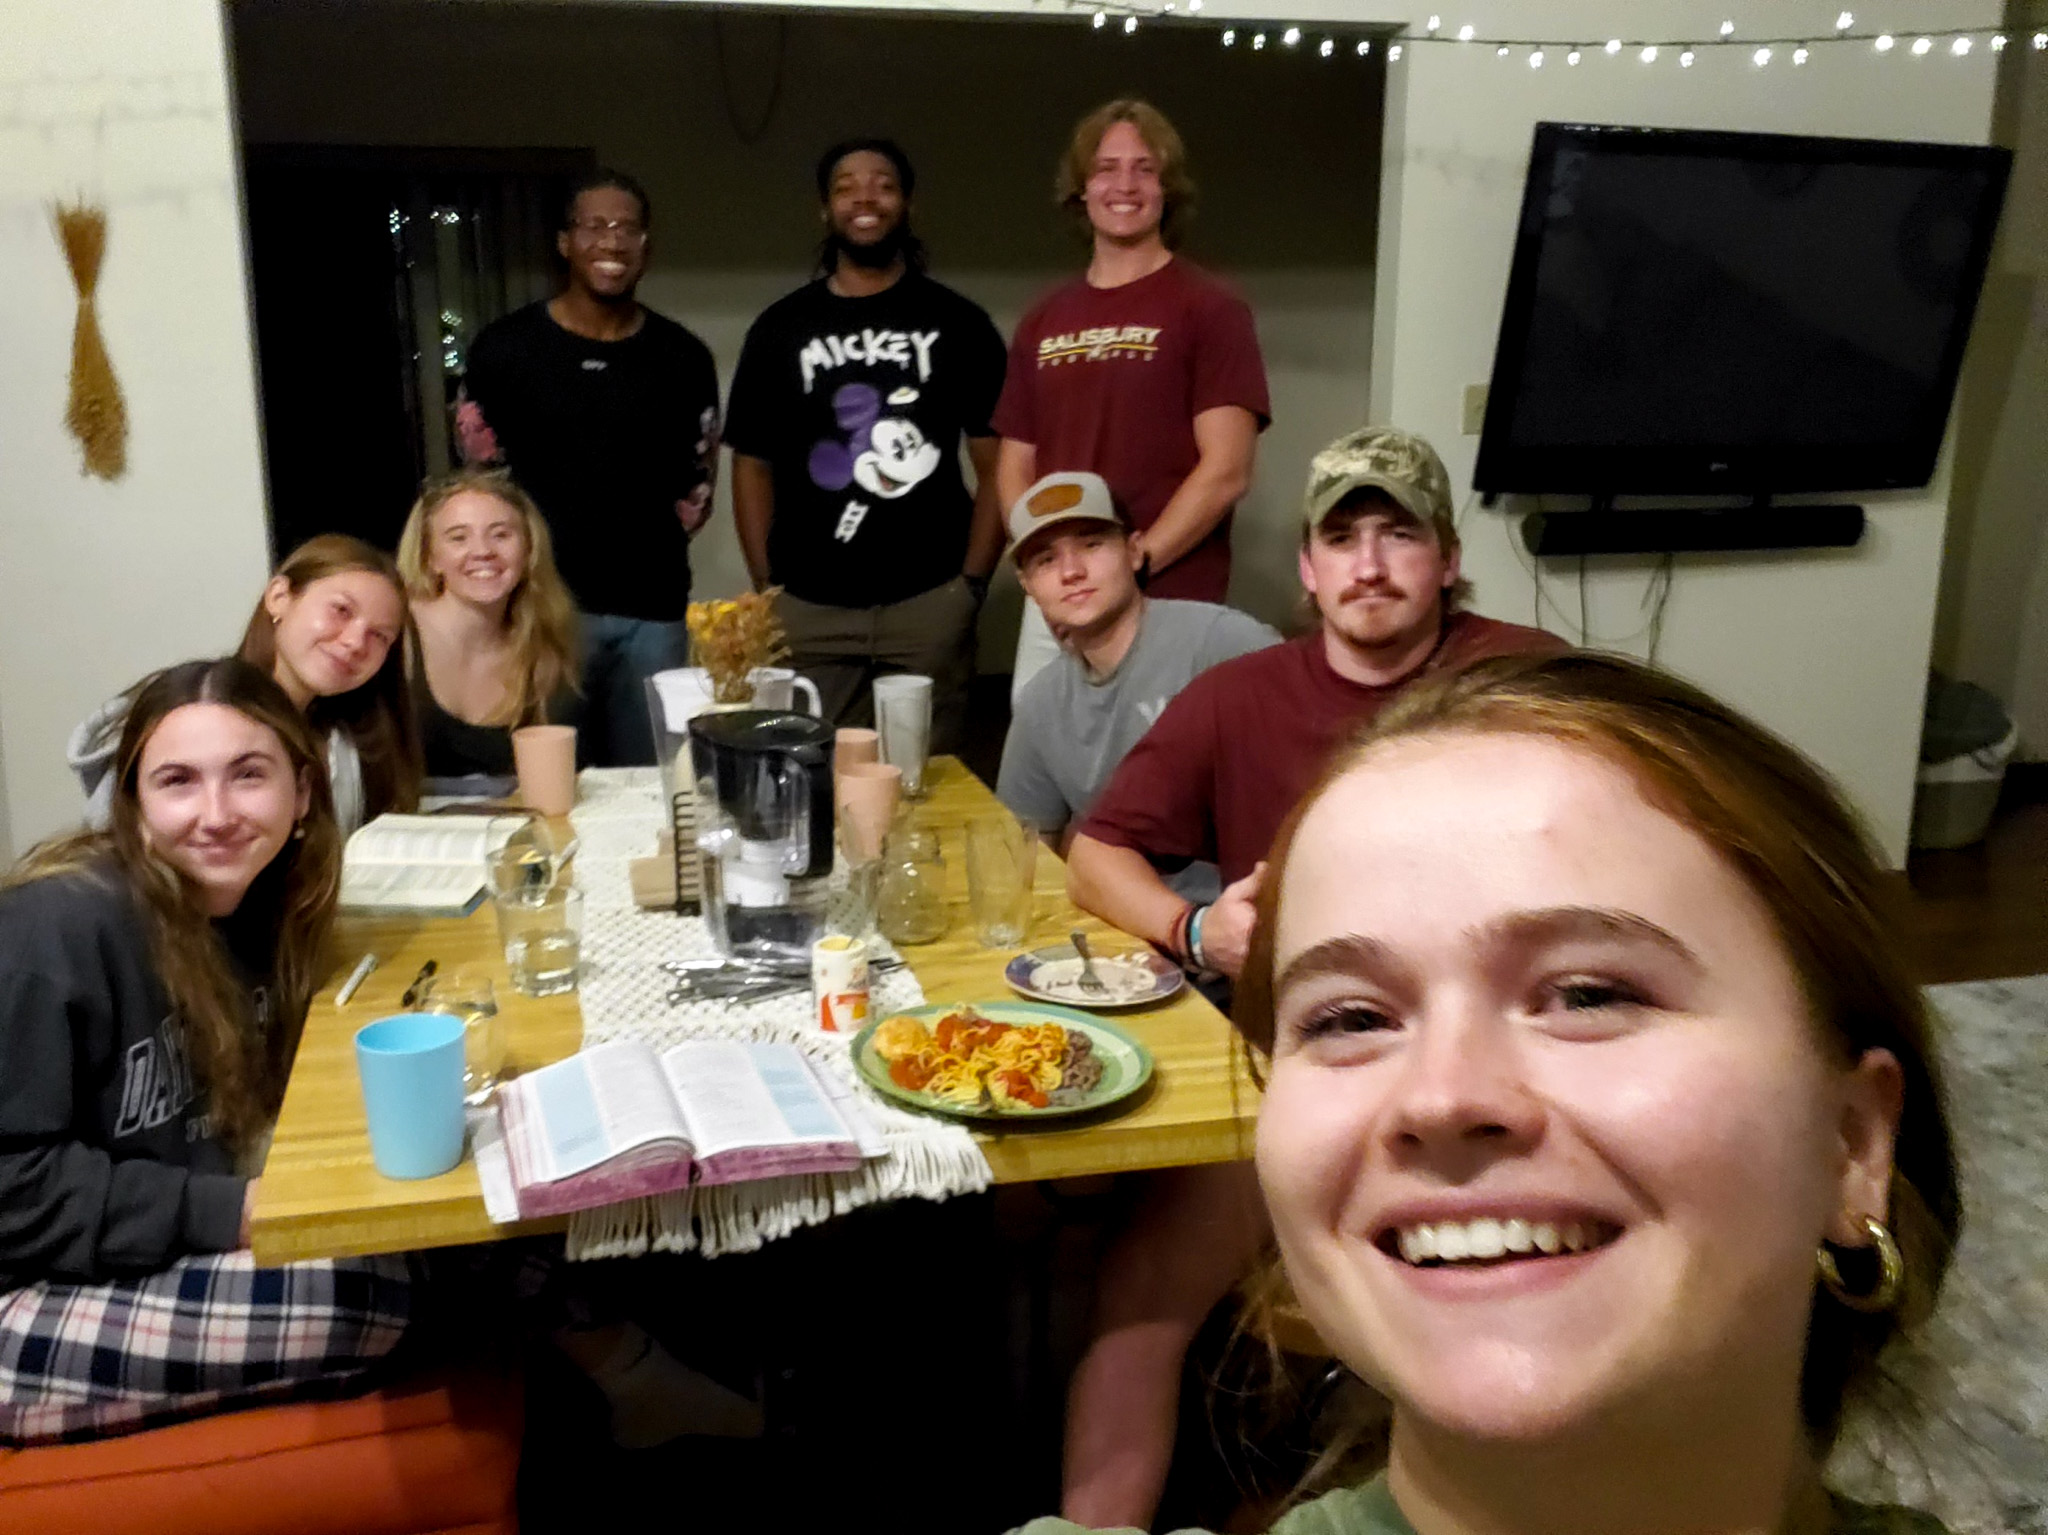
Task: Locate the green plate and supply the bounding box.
[851,1001,1155,1124]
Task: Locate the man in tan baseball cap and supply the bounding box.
[1070,420,1562,979]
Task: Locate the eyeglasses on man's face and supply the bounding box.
[569,218,648,245]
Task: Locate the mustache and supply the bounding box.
[1337,580,1408,603]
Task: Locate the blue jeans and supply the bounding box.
[580,613,690,767]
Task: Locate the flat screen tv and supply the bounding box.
[1474,123,2010,497]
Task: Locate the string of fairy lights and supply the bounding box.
[1064,5,2047,69]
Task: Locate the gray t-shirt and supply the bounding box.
[998,599,1278,902]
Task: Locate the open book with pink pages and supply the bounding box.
[495,1038,887,1220]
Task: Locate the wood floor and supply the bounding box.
[1901,767,2048,986]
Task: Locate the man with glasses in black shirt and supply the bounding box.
[724,139,1006,752]
[459,168,720,766]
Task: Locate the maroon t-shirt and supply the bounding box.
[992,259,1270,602]
[1076,615,1570,886]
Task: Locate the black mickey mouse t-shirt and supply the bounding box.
[725,274,1007,606]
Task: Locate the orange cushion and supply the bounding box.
[0,1370,521,1535]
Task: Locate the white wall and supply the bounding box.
[0,0,274,859]
[1933,0,2048,756]
[1370,0,2002,864]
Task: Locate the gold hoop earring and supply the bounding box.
[1817,1215,1903,1314]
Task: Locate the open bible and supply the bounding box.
[494,1038,883,1219]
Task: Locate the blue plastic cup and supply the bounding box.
[355,1012,468,1179]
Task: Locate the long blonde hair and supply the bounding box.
[5,659,342,1152]
[396,468,581,728]
[239,535,423,818]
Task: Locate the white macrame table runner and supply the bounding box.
[559,768,991,1260]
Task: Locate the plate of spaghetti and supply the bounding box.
[852,1002,1154,1122]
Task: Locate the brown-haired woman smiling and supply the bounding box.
[3,659,410,1442]
[71,535,423,833]
[1025,651,1955,1535]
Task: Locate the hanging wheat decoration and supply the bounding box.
[53,201,128,480]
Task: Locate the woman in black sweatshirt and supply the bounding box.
[0,658,411,1442]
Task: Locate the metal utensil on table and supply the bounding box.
[661,954,903,1007]
[1069,930,1109,996]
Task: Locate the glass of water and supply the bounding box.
[965,816,1036,949]
[493,884,584,997]
[421,969,505,1104]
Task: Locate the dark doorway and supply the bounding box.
[243,146,588,559]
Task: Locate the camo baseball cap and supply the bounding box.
[1302,426,1455,536]
[1006,471,1125,557]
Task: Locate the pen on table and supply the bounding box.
[334,953,379,1006]
[400,959,439,1009]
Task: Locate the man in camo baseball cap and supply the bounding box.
[1301,424,1457,548]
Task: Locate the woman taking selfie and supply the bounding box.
[1027,652,1956,1534]
[71,535,422,833]
[395,467,582,787]
[2,659,411,1442]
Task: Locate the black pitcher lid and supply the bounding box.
[687,709,834,752]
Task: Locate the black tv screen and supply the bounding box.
[1474,123,2010,497]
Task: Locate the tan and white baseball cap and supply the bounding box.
[1005,471,1126,558]
[1302,425,1455,537]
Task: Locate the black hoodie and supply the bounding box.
[0,866,249,1289]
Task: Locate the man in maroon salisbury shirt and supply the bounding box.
[1055,426,1565,1530]
[995,99,1270,693]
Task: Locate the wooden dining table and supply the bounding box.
[250,755,1259,1265]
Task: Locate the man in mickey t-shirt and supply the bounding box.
[994,99,1270,695]
[726,139,1007,753]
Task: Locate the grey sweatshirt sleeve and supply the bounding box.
[65,694,131,831]
[0,967,246,1281]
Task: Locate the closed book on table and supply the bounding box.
[340,814,528,916]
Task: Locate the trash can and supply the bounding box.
[1910,674,2018,851]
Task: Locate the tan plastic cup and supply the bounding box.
[835,728,880,774]
[512,725,577,816]
[836,761,902,861]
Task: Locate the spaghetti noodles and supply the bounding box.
[872,1008,1099,1111]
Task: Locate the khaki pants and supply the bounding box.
[778,579,979,755]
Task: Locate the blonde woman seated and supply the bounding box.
[1025,652,1956,1535]
[397,468,582,789]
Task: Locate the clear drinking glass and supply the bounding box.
[494,884,584,997]
[876,821,949,946]
[965,816,1036,949]
[422,969,505,1105]
[873,675,933,798]
[829,814,883,940]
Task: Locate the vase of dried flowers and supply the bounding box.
[686,591,790,706]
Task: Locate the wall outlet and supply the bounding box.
[1462,383,1489,436]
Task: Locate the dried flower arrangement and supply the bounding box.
[686,590,790,704]
[52,201,127,481]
